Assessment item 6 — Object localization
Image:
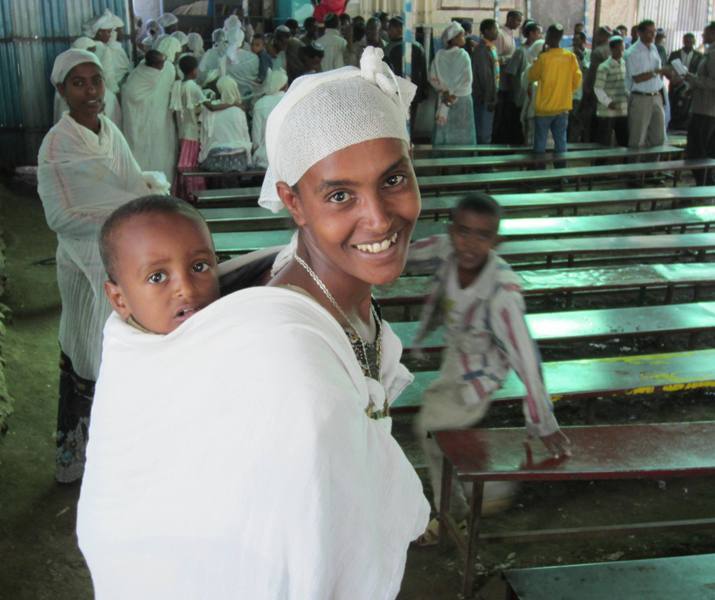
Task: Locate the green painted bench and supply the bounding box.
[503,553,715,600]
[393,348,715,411]
[376,263,715,307]
[393,301,715,353]
[435,422,715,597]
[411,141,605,157]
[211,208,715,252]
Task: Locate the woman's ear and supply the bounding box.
[276,181,307,227]
[56,83,66,99]
[104,280,132,321]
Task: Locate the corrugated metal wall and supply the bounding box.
[0,0,129,166]
[637,0,712,53]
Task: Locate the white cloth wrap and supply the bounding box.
[36,114,168,381]
[187,32,204,57]
[217,75,241,104]
[51,49,102,86]
[71,37,96,51]
[157,12,178,28]
[262,67,288,96]
[77,287,428,599]
[441,21,464,46]
[171,30,189,46]
[258,47,416,212]
[199,105,252,164]
[156,35,182,63]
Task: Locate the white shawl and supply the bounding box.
[429,46,473,97]
[77,287,429,599]
[37,114,168,380]
[121,61,178,181]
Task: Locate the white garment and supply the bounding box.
[198,47,228,82]
[51,48,102,86]
[625,40,664,93]
[94,41,120,94]
[170,79,206,140]
[122,61,178,181]
[78,287,429,600]
[429,47,472,97]
[226,47,259,101]
[36,114,168,380]
[259,48,416,212]
[53,88,122,129]
[187,32,204,58]
[251,91,284,168]
[107,40,131,87]
[319,29,347,72]
[199,104,252,164]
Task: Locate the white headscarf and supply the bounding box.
[212,28,228,53]
[187,32,204,57]
[171,30,189,47]
[225,16,245,47]
[258,47,416,213]
[157,13,178,28]
[217,75,241,104]
[262,68,288,96]
[110,13,124,29]
[441,21,464,46]
[72,37,97,52]
[156,36,182,63]
[86,9,115,37]
[50,49,103,87]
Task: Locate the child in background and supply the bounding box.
[251,33,272,82]
[171,55,236,199]
[198,76,253,173]
[100,195,220,334]
[409,193,571,545]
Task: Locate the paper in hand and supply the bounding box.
[671,58,688,77]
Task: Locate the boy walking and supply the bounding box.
[594,36,629,147]
[410,194,570,542]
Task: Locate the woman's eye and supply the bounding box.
[147,272,167,284]
[193,261,210,273]
[328,190,350,204]
[384,174,405,187]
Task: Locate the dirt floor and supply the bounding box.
[1,181,714,600]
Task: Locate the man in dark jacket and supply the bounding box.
[668,32,703,130]
[472,18,500,144]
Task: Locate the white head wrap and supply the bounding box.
[224,15,240,31]
[262,68,289,95]
[156,36,182,63]
[441,21,464,46]
[140,35,154,50]
[72,37,97,51]
[50,49,103,87]
[152,33,168,49]
[258,46,416,213]
[609,35,624,44]
[86,9,115,37]
[157,13,178,28]
[528,38,546,60]
[144,18,162,38]
[187,32,204,57]
[110,13,123,28]
[171,30,189,47]
[203,69,220,85]
[217,75,241,104]
[225,17,245,47]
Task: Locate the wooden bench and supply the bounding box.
[434,421,715,597]
[413,145,682,174]
[503,553,715,599]
[393,348,715,411]
[199,186,715,224]
[195,159,715,206]
[377,263,715,308]
[412,142,606,157]
[211,208,715,252]
[393,301,715,353]
[418,159,715,193]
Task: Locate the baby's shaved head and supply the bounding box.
[100,195,211,282]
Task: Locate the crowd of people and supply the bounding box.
[34,6,715,597]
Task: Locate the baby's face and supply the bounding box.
[104,213,220,334]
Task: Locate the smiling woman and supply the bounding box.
[37,49,169,483]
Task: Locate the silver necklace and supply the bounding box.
[293,252,378,379]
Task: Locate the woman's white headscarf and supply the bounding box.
[187,32,205,57]
[171,30,189,47]
[157,13,178,28]
[441,21,464,46]
[217,75,241,104]
[156,36,182,63]
[212,28,228,53]
[72,37,97,52]
[51,49,103,88]
[258,47,416,213]
[262,68,288,96]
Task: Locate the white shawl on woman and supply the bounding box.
[37,113,168,380]
[77,287,429,599]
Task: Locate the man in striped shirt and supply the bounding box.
[594,36,629,147]
[410,194,570,537]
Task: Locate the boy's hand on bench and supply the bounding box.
[540,430,572,459]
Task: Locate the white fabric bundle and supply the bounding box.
[78,287,428,599]
[157,12,178,28]
[258,46,416,212]
[37,113,168,381]
[50,49,102,87]
[187,32,204,58]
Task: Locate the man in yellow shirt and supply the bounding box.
[527,24,582,157]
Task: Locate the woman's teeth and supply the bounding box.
[355,232,398,254]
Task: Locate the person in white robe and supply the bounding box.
[121,48,178,181]
[54,37,122,128]
[198,28,229,83]
[107,12,132,87]
[224,20,259,103]
[251,68,288,168]
[38,49,168,483]
[187,32,204,59]
[76,47,428,599]
[157,12,179,34]
[198,76,252,171]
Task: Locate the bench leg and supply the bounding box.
[439,456,454,548]
[462,481,485,599]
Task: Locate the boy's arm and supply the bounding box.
[489,288,560,438]
[593,64,612,106]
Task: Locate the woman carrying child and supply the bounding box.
[429,21,476,145]
[37,49,168,483]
